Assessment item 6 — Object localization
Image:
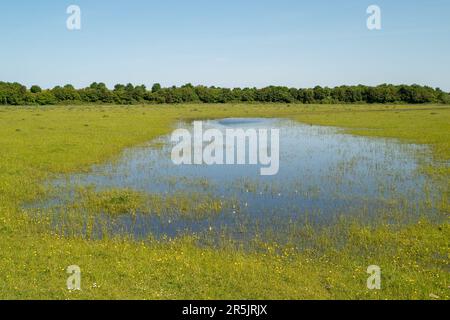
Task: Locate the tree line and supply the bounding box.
[1,81,449,105]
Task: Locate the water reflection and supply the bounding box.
[34,118,438,243]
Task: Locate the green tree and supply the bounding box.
[30,85,42,93]
[35,91,57,105]
[152,83,162,93]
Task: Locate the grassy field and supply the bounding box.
[0,104,448,299]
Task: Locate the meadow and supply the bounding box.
[0,103,448,299]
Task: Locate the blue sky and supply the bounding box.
[1,0,449,90]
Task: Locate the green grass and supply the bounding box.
[0,104,448,299]
[63,187,225,218]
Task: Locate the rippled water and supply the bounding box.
[32,118,439,242]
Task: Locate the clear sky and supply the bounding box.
[1,0,449,90]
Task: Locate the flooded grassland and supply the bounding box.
[1,104,448,299]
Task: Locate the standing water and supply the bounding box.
[31,118,439,243]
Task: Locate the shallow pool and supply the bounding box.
[32,118,439,243]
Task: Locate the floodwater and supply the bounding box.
[33,118,440,243]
